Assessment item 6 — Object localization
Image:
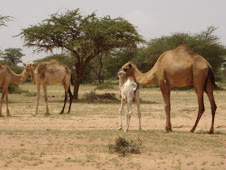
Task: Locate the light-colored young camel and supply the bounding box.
[117,70,141,132]
[29,60,73,115]
[0,62,33,117]
[121,45,217,134]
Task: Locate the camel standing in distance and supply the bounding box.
[117,70,141,132]
[0,62,33,117]
[29,60,73,115]
[121,45,217,134]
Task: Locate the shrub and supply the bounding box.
[96,83,114,90]
[109,136,142,157]
[83,90,117,102]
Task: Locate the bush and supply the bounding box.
[95,83,114,90]
[109,136,142,157]
[83,90,117,102]
[0,84,22,94]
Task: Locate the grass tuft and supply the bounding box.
[83,90,118,102]
[109,136,142,157]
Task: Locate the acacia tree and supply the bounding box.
[2,48,24,65]
[0,15,12,27]
[19,9,143,99]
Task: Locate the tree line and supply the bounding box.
[1,10,226,99]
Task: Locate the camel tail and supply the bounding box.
[70,74,74,85]
[205,66,217,90]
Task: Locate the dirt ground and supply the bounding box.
[0,83,226,170]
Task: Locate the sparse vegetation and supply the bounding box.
[0,83,225,169]
[83,90,118,102]
[109,136,142,157]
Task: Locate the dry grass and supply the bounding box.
[0,83,226,169]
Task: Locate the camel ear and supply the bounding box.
[128,63,132,68]
[32,62,37,66]
[23,63,26,67]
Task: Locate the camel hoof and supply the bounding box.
[59,112,64,114]
[7,114,11,117]
[208,130,214,134]
[165,127,172,133]
[190,129,195,133]
[124,130,128,133]
[118,127,122,131]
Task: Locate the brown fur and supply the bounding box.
[0,62,33,116]
[30,59,73,115]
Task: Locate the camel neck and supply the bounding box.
[11,69,29,84]
[133,66,157,86]
[118,76,126,89]
[30,69,36,82]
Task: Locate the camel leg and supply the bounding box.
[205,80,217,134]
[160,85,172,132]
[67,85,73,114]
[135,91,142,130]
[35,83,41,114]
[59,83,68,114]
[42,84,49,115]
[0,89,6,117]
[191,88,205,133]
[5,88,10,116]
[119,99,126,130]
[124,98,133,133]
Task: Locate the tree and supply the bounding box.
[133,26,226,74]
[0,15,12,27]
[2,48,24,65]
[19,9,144,99]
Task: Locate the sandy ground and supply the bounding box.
[0,84,226,169]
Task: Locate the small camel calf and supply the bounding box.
[117,70,141,132]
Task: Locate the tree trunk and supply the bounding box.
[73,77,80,100]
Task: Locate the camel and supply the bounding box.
[0,62,33,116]
[121,45,217,134]
[117,70,141,132]
[29,60,73,115]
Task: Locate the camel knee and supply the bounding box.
[138,112,141,118]
[212,103,217,113]
[127,113,132,119]
[164,104,170,113]
[198,107,205,114]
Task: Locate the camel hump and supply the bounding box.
[174,45,196,57]
[176,44,190,50]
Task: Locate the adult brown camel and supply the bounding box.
[29,60,73,115]
[121,45,217,134]
[0,62,33,117]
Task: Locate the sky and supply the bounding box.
[0,0,226,63]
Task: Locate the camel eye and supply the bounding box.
[123,68,127,72]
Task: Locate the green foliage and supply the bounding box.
[132,26,226,73]
[95,83,114,90]
[0,84,26,94]
[0,15,12,27]
[19,9,143,99]
[83,90,117,102]
[109,136,142,157]
[2,48,24,65]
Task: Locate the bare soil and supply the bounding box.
[0,83,226,170]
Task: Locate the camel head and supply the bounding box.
[23,62,36,72]
[24,62,36,71]
[121,62,135,79]
[117,70,127,80]
[117,70,127,88]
